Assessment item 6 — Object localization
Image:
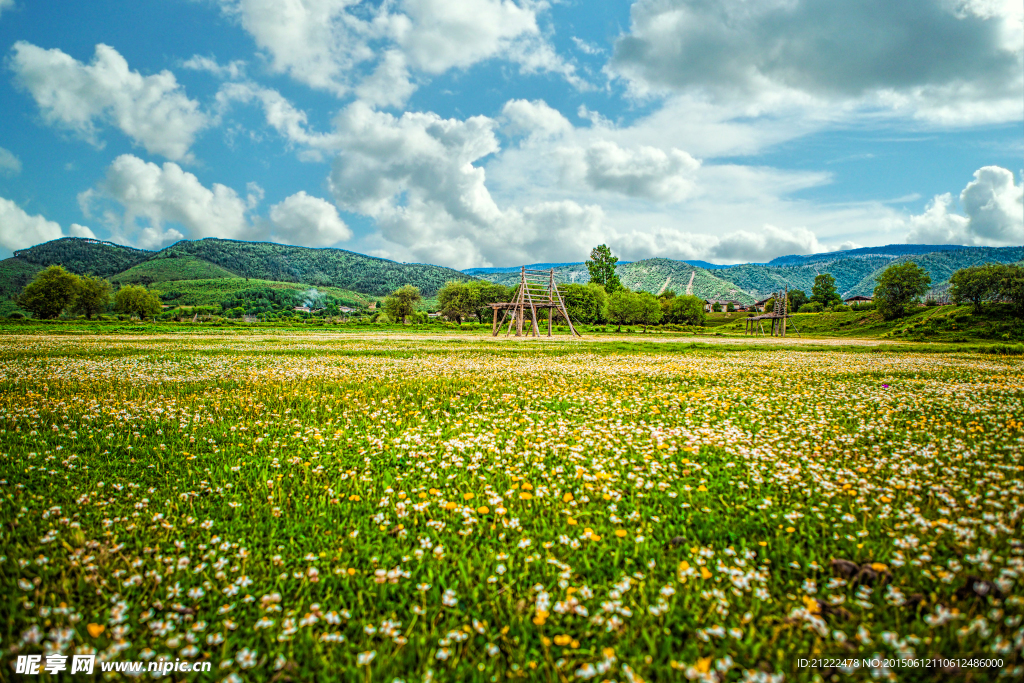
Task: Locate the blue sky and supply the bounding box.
[0,0,1021,268]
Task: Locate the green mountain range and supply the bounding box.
[0,238,473,312]
[1,237,1020,317]
[470,246,1024,302]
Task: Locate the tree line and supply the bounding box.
[16,265,162,320]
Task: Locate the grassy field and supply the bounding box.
[1,332,1022,681]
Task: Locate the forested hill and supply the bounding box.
[162,240,471,296]
[6,237,474,297]
[470,246,1024,300]
[14,238,149,277]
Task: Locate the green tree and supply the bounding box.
[586,283,608,323]
[811,274,841,308]
[469,282,512,322]
[115,285,163,320]
[635,292,663,332]
[383,285,421,324]
[437,281,479,324]
[559,283,603,324]
[665,295,706,326]
[607,290,638,331]
[949,263,1003,313]
[586,245,622,294]
[999,264,1024,318]
[17,265,80,319]
[74,275,111,320]
[787,289,809,311]
[873,262,931,320]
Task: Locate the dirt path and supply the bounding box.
[685,271,695,295]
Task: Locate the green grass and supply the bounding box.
[1,332,1021,682]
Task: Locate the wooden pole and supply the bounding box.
[492,306,499,336]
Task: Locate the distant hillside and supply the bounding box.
[111,253,238,285]
[5,237,475,299]
[15,237,149,277]
[163,239,472,296]
[0,258,44,311]
[767,244,975,267]
[472,246,1024,301]
[463,262,588,275]
[473,259,756,303]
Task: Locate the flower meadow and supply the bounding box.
[1,333,1022,682]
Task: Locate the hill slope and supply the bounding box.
[111,253,239,285]
[470,246,1024,301]
[472,259,756,303]
[160,239,472,296]
[15,238,149,277]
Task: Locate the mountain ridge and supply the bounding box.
[1,238,1021,315]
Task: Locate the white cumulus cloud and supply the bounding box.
[502,99,572,139]
[611,0,1024,125]
[0,147,22,177]
[559,140,701,202]
[9,42,209,161]
[0,0,14,19]
[329,102,602,268]
[85,154,250,249]
[904,166,1023,246]
[268,191,352,246]
[216,0,580,105]
[82,154,349,250]
[0,197,67,251]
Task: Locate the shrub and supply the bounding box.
[799,303,823,313]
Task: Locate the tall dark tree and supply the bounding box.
[17,265,79,319]
[384,285,421,323]
[811,274,841,308]
[75,275,112,319]
[437,281,479,324]
[873,262,931,320]
[949,263,1003,312]
[586,245,622,294]
[115,285,162,320]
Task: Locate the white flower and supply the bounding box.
[357,650,376,666]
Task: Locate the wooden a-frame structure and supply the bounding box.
[744,287,800,337]
[488,267,581,338]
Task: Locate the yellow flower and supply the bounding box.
[695,657,712,674]
[553,634,572,646]
[519,492,533,500]
[785,526,795,533]
[615,529,627,538]
[477,506,489,515]
[696,485,707,492]
[678,560,690,572]
[562,492,573,503]
[700,567,712,580]
[463,492,474,500]
[445,501,458,510]
[802,595,820,614]
[758,541,767,546]
[87,623,105,638]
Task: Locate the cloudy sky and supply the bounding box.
[0,0,1021,268]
